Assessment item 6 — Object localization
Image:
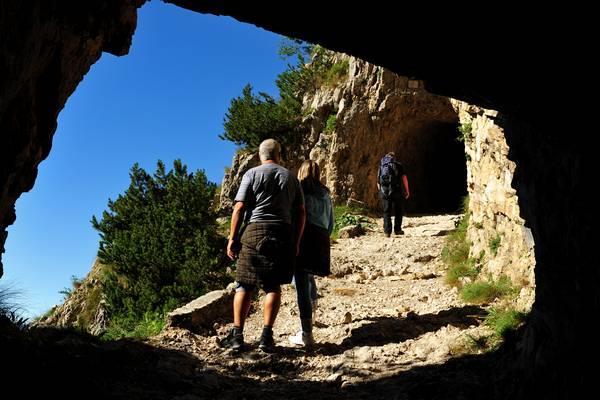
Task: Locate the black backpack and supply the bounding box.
[379,155,399,197]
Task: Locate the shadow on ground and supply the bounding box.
[0,306,521,400]
[317,305,486,356]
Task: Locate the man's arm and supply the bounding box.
[227,201,246,260]
[402,175,410,199]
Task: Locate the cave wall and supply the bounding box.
[0,1,588,397]
[0,0,143,278]
[498,115,587,398]
[452,101,536,312]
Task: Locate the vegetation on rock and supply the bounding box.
[91,160,228,338]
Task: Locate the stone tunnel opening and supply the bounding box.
[394,119,467,215]
[311,82,469,217]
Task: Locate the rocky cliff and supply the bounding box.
[452,101,536,311]
[36,259,108,335]
[220,55,465,214]
[220,54,536,312]
[219,151,260,215]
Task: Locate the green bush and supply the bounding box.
[92,160,228,331]
[331,204,371,239]
[333,204,369,217]
[101,311,165,341]
[76,285,103,329]
[324,59,349,86]
[445,258,480,286]
[457,122,473,143]
[334,213,362,231]
[460,275,516,304]
[489,234,501,257]
[484,307,526,338]
[442,197,483,286]
[221,39,350,150]
[0,285,28,332]
[219,84,300,150]
[325,114,337,133]
[58,275,83,301]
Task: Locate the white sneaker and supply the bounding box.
[288,330,315,348]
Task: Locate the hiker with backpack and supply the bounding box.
[377,152,410,237]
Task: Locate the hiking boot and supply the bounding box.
[258,332,276,352]
[289,330,315,348]
[385,232,391,238]
[395,229,404,235]
[219,328,244,351]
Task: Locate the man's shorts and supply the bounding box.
[235,281,281,294]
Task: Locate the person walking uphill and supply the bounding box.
[377,152,410,237]
[289,160,333,349]
[221,139,306,352]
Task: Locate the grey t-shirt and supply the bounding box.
[235,163,304,225]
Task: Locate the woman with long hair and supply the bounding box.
[290,160,333,348]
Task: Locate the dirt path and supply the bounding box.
[150,214,495,398]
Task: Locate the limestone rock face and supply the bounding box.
[220,55,464,215]
[36,259,108,335]
[305,57,464,213]
[218,55,536,313]
[219,151,260,215]
[452,101,536,312]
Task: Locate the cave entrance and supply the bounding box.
[325,87,468,216]
[390,118,467,215]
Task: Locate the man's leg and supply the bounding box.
[233,287,253,328]
[221,283,253,350]
[394,196,404,234]
[382,197,392,236]
[263,290,281,327]
[259,286,281,351]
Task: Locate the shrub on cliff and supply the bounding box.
[219,84,299,149]
[220,39,347,150]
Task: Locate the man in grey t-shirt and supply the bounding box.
[235,160,303,225]
[220,139,306,352]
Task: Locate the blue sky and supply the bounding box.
[2,1,290,318]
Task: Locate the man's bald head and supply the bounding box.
[259,139,281,162]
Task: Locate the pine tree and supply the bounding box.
[219,39,342,151]
[91,160,227,321]
[219,84,299,149]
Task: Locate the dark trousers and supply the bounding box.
[382,194,404,234]
[293,269,317,321]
